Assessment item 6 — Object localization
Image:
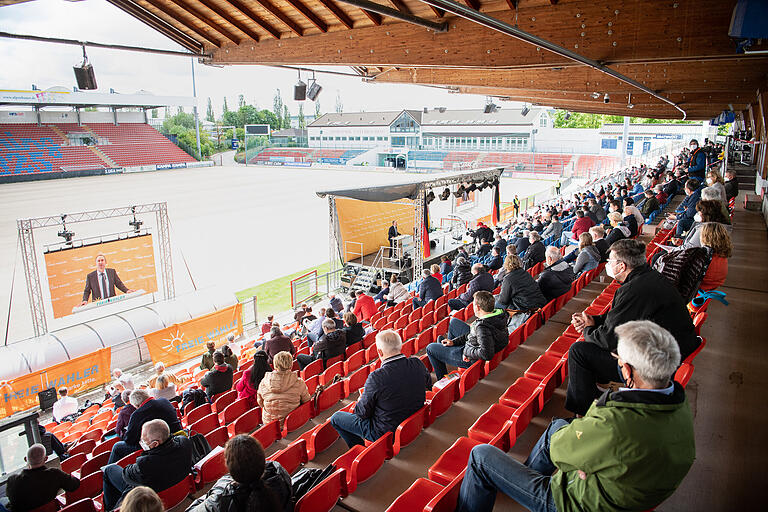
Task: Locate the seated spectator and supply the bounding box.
[102,420,192,511]
[566,239,699,416]
[260,315,274,335]
[572,232,600,276]
[147,362,183,389]
[113,368,135,391]
[624,197,645,228]
[492,234,507,255]
[330,330,430,447]
[305,308,326,345]
[200,342,216,371]
[352,290,377,322]
[623,206,639,237]
[699,222,733,291]
[541,214,562,240]
[257,351,311,427]
[326,308,345,330]
[493,245,517,286]
[448,264,494,311]
[700,186,732,222]
[604,211,631,246]
[560,209,594,246]
[514,230,531,255]
[475,239,492,260]
[669,199,731,254]
[495,254,547,330]
[640,189,660,218]
[329,294,344,313]
[413,269,444,309]
[221,340,239,370]
[667,179,703,237]
[706,170,727,204]
[521,231,545,270]
[537,246,575,302]
[262,325,295,365]
[235,351,269,408]
[296,318,346,369]
[384,274,409,306]
[485,248,503,272]
[4,444,79,512]
[440,255,453,276]
[456,320,694,512]
[655,184,668,205]
[37,425,69,461]
[343,312,365,347]
[430,263,443,283]
[201,352,234,401]
[109,389,183,463]
[115,389,135,438]
[426,291,508,380]
[724,169,739,202]
[149,375,177,401]
[106,382,126,410]
[450,257,473,288]
[588,198,607,224]
[590,225,609,262]
[121,487,163,512]
[186,435,292,512]
[52,386,78,423]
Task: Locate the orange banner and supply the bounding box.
[44,235,158,318]
[1,348,111,419]
[143,303,243,367]
[335,197,415,261]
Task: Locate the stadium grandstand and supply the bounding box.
[1,0,767,511]
[0,88,206,182]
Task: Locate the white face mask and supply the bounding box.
[140,440,151,452]
[706,178,713,185]
[690,145,697,151]
[694,213,703,222]
[605,262,616,279]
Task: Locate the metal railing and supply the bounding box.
[289,268,345,303]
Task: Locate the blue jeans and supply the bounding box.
[456,419,570,512]
[448,298,469,311]
[412,298,427,309]
[103,463,130,511]
[330,411,378,448]
[107,441,139,464]
[427,317,471,380]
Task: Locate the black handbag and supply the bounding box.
[291,463,337,501]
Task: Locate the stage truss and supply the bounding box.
[17,202,175,336]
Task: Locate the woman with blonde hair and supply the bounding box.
[257,351,310,426]
[149,374,177,401]
[699,223,733,291]
[706,170,727,204]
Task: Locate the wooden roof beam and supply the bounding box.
[194,0,263,41]
[140,0,224,48]
[251,0,305,36]
[283,0,329,32]
[164,0,242,44]
[106,0,204,53]
[223,0,282,39]
[316,0,354,29]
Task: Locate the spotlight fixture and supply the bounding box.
[477,180,490,191]
[603,93,610,104]
[73,44,97,90]
[627,93,634,109]
[483,103,498,114]
[439,188,451,201]
[491,178,500,188]
[591,92,601,99]
[453,185,466,198]
[426,191,436,204]
[57,214,75,245]
[465,183,478,193]
[128,206,143,233]
[521,105,530,116]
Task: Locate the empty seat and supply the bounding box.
[281,401,313,436]
[343,349,366,375]
[393,406,427,456]
[212,390,237,414]
[193,446,226,488]
[227,407,261,436]
[427,378,458,425]
[297,419,339,460]
[315,381,345,413]
[219,398,250,425]
[157,474,194,510]
[428,432,507,486]
[458,360,483,399]
[204,426,230,449]
[333,432,393,494]
[252,419,282,449]
[184,403,212,427]
[344,365,370,397]
[271,439,308,474]
[294,467,348,512]
[301,359,324,380]
[386,478,444,512]
[320,361,344,386]
[190,413,219,436]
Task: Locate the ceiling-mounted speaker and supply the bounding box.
[294,80,307,101]
[307,81,322,101]
[73,63,97,90]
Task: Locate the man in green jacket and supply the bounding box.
[456,320,695,512]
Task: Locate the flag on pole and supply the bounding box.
[423,192,431,258]
[492,182,500,225]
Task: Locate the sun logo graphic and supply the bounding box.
[162,328,185,353]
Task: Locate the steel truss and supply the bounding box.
[17,202,175,336]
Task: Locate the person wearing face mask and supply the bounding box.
[565,239,699,416]
[102,419,192,511]
[455,320,695,512]
[685,139,707,182]
[667,179,703,237]
[705,170,727,204]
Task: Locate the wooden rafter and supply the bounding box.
[164,0,242,44]
[140,0,224,47]
[464,0,480,11]
[360,9,382,25]
[283,0,328,32]
[193,0,262,41]
[217,0,283,40]
[251,0,305,36]
[316,0,354,29]
[387,0,411,15]
[106,0,204,53]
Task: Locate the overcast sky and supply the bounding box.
[1,0,517,117]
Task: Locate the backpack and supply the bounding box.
[188,432,212,465]
[182,388,208,410]
[652,246,713,303]
[291,463,336,501]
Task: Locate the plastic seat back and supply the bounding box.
[304,375,320,395]
[315,381,344,413]
[193,446,226,486]
[415,329,433,351]
[204,426,230,449]
[345,342,363,357]
[432,316,450,339]
[190,412,219,436]
[385,478,443,512]
[404,320,420,341]
[60,453,86,474]
[116,449,142,468]
[393,406,426,456]
[345,365,370,397]
[59,499,96,512]
[301,358,324,380]
[220,398,250,425]
[157,474,193,510]
[343,349,365,375]
[362,330,377,348]
[366,343,379,363]
[229,407,261,436]
[271,439,308,475]
[540,300,556,323]
[423,300,435,315]
[184,403,212,426]
[63,471,102,505]
[428,378,458,425]
[463,302,474,321]
[252,419,282,449]
[675,362,694,387]
[434,304,449,322]
[419,312,435,332]
[394,315,409,330]
[294,468,348,512]
[68,440,95,458]
[78,451,109,479]
[425,470,465,512]
[408,307,423,324]
[458,360,483,399]
[349,432,393,492]
[298,419,339,460]
[282,401,313,436]
[482,351,504,378]
[91,436,119,458]
[212,389,237,414]
[320,361,345,386]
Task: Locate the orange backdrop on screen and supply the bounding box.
[1,348,111,419]
[335,197,415,261]
[44,235,158,318]
[143,303,243,367]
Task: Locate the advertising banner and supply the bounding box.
[1,348,111,419]
[143,303,243,366]
[44,235,158,318]
[335,197,415,261]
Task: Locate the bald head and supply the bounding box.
[141,419,170,450]
[27,443,47,468]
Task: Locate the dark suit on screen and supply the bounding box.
[82,268,129,302]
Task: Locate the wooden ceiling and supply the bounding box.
[7,0,768,119]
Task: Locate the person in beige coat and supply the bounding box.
[257,351,311,426]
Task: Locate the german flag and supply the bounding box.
[492,181,500,225]
[423,192,431,258]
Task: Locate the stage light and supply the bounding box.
[294,80,307,101]
[128,206,143,233]
[465,183,477,193]
[73,45,97,90]
[453,185,466,198]
[521,105,530,116]
[57,214,75,245]
[483,103,498,114]
[603,93,610,104]
[591,92,601,99]
[426,191,436,204]
[439,188,451,200]
[491,178,500,188]
[307,81,322,101]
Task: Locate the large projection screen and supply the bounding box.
[44,234,158,318]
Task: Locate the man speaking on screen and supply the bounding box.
[79,254,134,305]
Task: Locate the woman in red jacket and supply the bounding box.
[235,351,269,408]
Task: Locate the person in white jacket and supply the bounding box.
[52,387,78,422]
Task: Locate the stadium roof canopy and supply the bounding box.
[0,88,196,109]
[4,0,767,120]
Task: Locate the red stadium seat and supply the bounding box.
[408,307,423,324]
[419,311,435,332]
[393,406,426,455]
[468,404,519,444]
[315,381,345,413]
[434,304,449,322]
[400,338,416,358]
[419,353,433,373]
[675,363,694,387]
[394,315,409,330]
[540,300,556,323]
[366,343,379,363]
[683,337,706,365]
[252,419,282,449]
[298,419,339,460]
[31,501,61,512]
[428,430,507,486]
[458,360,483,399]
[333,432,393,494]
[282,401,313,436]
[545,336,576,358]
[432,316,450,339]
[325,355,343,368]
[499,377,541,412]
[227,407,261,436]
[157,474,193,510]
[193,446,226,488]
[301,358,324,381]
[59,498,96,512]
[60,471,103,505]
[403,320,420,341]
[304,375,320,395]
[204,426,229,449]
[190,413,219,436]
[427,378,458,426]
[116,449,141,468]
[344,365,370,397]
[362,330,377,348]
[91,437,118,458]
[76,451,109,479]
[524,355,567,388]
[423,300,435,315]
[271,439,308,475]
[415,329,433,351]
[68,440,95,458]
[386,478,444,512]
[425,469,465,512]
[344,349,366,375]
[60,453,86,474]
[220,398,250,425]
[345,342,363,357]
[294,468,348,512]
[320,361,344,386]
[482,351,504,378]
[184,403,212,427]
[212,390,237,414]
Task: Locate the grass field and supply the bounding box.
[235,261,330,317]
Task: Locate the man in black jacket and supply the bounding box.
[297,318,346,369]
[724,169,739,202]
[200,351,234,401]
[537,246,575,302]
[330,330,430,447]
[5,444,79,512]
[521,231,546,270]
[413,269,444,309]
[448,264,494,310]
[427,291,508,380]
[103,419,193,511]
[566,239,699,415]
[108,389,183,463]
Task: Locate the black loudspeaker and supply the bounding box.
[307,81,322,101]
[73,63,97,90]
[294,81,307,101]
[38,387,57,411]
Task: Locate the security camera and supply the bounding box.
[603,94,610,104]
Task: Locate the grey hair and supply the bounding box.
[529,231,541,241]
[121,389,131,404]
[545,246,560,261]
[322,318,335,331]
[471,263,485,273]
[142,419,170,444]
[422,269,432,278]
[129,389,150,408]
[375,329,403,356]
[701,186,720,201]
[608,239,646,269]
[270,325,282,337]
[615,320,681,387]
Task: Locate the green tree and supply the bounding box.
[298,104,306,129]
[335,91,343,113]
[222,110,240,128]
[258,109,280,130]
[283,104,291,130]
[238,94,245,109]
[205,97,214,122]
[272,89,284,130]
[222,97,229,114]
[315,100,322,120]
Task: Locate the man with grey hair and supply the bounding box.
[147,361,183,388]
[449,263,494,311]
[4,444,80,511]
[297,317,346,369]
[536,245,575,302]
[456,320,695,512]
[566,239,699,415]
[108,388,182,464]
[102,419,192,511]
[330,330,430,447]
